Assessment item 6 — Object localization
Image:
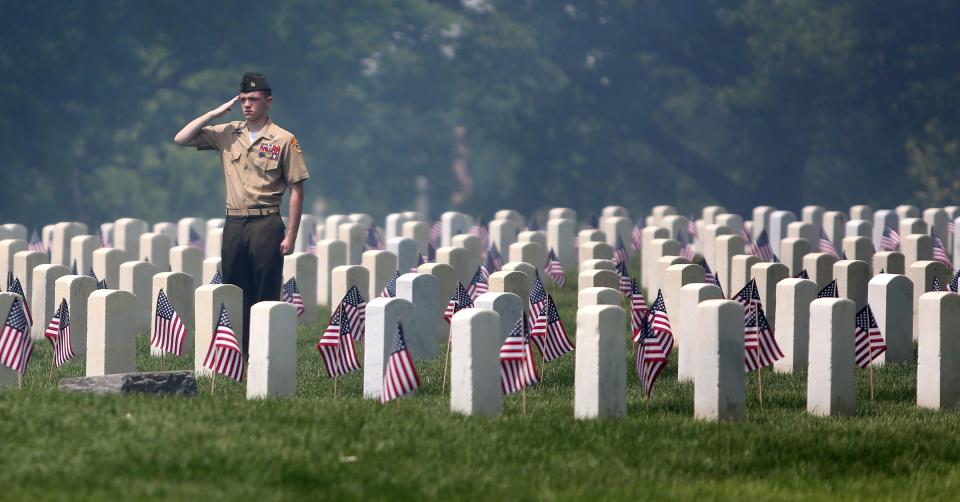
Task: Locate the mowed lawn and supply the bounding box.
[1,265,959,500]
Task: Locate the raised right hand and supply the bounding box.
[210,96,239,118]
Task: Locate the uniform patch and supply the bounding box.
[291,137,302,153]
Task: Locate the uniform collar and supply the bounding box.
[237,118,278,150]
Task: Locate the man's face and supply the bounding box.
[238,91,272,121]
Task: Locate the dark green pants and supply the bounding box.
[222,213,285,354]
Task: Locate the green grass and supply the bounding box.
[2,265,959,500]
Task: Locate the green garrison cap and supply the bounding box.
[240,72,271,92]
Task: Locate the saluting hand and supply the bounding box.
[210,96,240,118]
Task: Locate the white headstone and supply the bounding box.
[362,250,398,302]
[547,218,576,269]
[30,264,69,340]
[450,308,502,416]
[54,274,98,358]
[86,290,137,376]
[194,284,244,377]
[338,222,366,265]
[396,272,441,355]
[574,305,627,419]
[694,299,746,421]
[475,292,523,343]
[331,265,370,309]
[150,272,194,356]
[363,297,415,400]
[678,283,723,383]
[170,245,203,289]
[773,278,817,374]
[317,239,347,306]
[807,298,856,417]
[284,252,319,324]
[867,274,912,364]
[246,301,298,399]
[917,292,960,410]
[114,218,148,261]
[441,211,471,248]
[489,219,517,259]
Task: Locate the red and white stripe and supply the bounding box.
[500,337,538,395]
[381,349,420,403]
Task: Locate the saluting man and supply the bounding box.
[174,72,308,353]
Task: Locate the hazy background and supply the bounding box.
[3,0,959,228]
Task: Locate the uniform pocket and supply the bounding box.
[253,154,278,171]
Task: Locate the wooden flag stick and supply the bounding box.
[211,373,217,396]
[869,364,875,400]
[160,353,165,372]
[758,368,764,409]
[333,376,338,399]
[441,333,452,394]
[17,373,22,390]
[522,387,527,415]
[49,353,55,383]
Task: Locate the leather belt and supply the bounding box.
[226,206,280,217]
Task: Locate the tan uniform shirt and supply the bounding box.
[187,119,309,209]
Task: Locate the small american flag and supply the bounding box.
[732,279,762,323]
[28,229,44,253]
[365,226,385,251]
[636,290,672,397]
[429,220,442,248]
[466,266,488,301]
[7,278,32,326]
[817,279,839,298]
[854,304,886,368]
[306,229,319,254]
[188,227,205,249]
[631,223,643,254]
[932,276,944,292]
[44,299,74,368]
[5,271,10,291]
[950,270,960,293]
[151,289,187,356]
[316,306,361,378]
[931,230,953,270]
[444,282,473,323]
[484,243,503,274]
[381,270,401,298]
[210,270,223,285]
[0,298,33,374]
[614,235,629,266]
[70,259,78,275]
[616,260,632,295]
[529,272,548,320]
[341,285,367,340]
[750,230,779,263]
[795,269,810,279]
[381,322,420,403]
[86,267,98,281]
[469,217,490,249]
[98,227,113,248]
[412,252,426,272]
[700,259,716,285]
[97,279,108,290]
[743,304,783,372]
[630,278,649,339]
[818,229,841,259]
[427,243,437,262]
[741,222,753,245]
[201,303,244,382]
[879,224,901,252]
[282,277,305,317]
[586,214,599,229]
[530,294,574,362]
[527,218,540,232]
[688,217,699,241]
[499,316,539,395]
[544,248,566,288]
[678,233,696,261]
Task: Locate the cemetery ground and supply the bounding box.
[1,264,959,500]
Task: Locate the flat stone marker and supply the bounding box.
[807,298,856,417]
[92,248,123,290]
[488,270,530,308]
[450,308,502,417]
[140,232,172,271]
[908,260,948,341]
[489,219,517,258]
[868,274,912,364]
[60,371,197,396]
[247,301,297,399]
[86,290,137,376]
[331,265,370,309]
[578,287,621,310]
[475,292,523,344]
[803,252,837,290]
[339,222,366,265]
[364,297,415,400]
[396,273,441,356]
[317,239,347,306]
[195,284,243,377]
[119,260,158,333]
[773,278,817,373]
[694,299,746,421]
[30,264,69,340]
[13,250,47,304]
[55,275,98,358]
[873,251,904,276]
[679,284,723,382]
[578,269,619,291]
[362,250,398,301]
[575,305,627,419]
[917,292,960,410]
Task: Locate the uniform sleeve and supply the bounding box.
[282,136,310,184]
[184,123,232,151]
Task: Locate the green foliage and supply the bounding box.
[3,0,960,229]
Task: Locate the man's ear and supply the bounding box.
[265,95,273,106]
